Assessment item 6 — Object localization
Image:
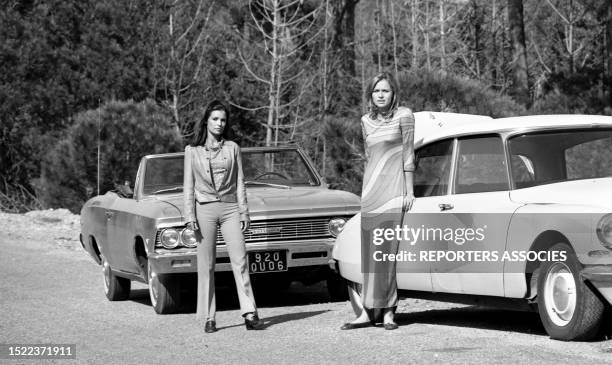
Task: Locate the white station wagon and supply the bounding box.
[331,112,612,341]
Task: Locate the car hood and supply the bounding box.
[154,187,361,220]
[510,177,612,209]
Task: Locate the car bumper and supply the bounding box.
[148,238,335,275]
[581,265,612,305]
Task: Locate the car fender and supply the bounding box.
[332,213,363,284]
[504,203,608,298]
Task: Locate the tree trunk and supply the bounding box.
[607,2,612,105]
[411,0,419,70]
[266,0,280,147]
[424,0,431,71]
[376,0,383,72]
[439,0,446,71]
[489,0,498,85]
[390,0,399,78]
[330,0,360,77]
[507,0,530,106]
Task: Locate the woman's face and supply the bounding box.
[207,110,227,138]
[371,79,393,111]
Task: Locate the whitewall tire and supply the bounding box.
[537,243,605,341]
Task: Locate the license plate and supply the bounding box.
[248,250,288,273]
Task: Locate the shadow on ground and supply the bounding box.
[128,279,335,313]
[127,281,612,341]
[395,306,547,336]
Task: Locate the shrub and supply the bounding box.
[34,99,182,213]
[398,71,527,117]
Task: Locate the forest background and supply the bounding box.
[2,0,612,213]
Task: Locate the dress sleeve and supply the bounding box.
[361,118,370,161]
[399,109,416,172]
[235,145,250,221]
[183,145,196,222]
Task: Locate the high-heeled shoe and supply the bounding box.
[383,322,398,330]
[204,320,217,333]
[244,313,264,330]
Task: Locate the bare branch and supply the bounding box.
[530,33,552,73]
[238,49,271,85]
[228,100,270,112]
[545,0,570,24]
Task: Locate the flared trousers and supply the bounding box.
[195,202,257,320]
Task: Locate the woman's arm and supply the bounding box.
[235,145,250,229]
[361,119,370,161]
[183,145,197,225]
[399,109,416,210]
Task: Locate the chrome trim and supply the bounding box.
[215,217,346,245]
[448,138,459,195]
[149,239,335,274]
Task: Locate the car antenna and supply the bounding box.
[97,98,101,195]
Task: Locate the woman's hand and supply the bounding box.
[240,219,251,233]
[186,221,199,231]
[402,194,415,212]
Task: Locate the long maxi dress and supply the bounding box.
[360,106,415,309]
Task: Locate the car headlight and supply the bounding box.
[329,217,347,237]
[181,228,198,248]
[596,214,612,250]
[160,228,180,249]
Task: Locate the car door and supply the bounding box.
[396,139,454,292]
[105,196,140,273]
[430,135,521,296]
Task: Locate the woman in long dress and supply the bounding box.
[341,72,415,330]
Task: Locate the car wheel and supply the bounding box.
[537,242,605,341]
[327,272,349,301]
[101,254,130,301]
[147,260,180,314]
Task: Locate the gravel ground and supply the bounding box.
[1,210,612,364]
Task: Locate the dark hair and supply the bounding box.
[365,72,399,118]
[190,100,234,146]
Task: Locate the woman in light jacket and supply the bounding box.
[184,100,263,333]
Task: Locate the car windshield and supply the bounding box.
[141,148,318,195]
[508,128,612,189]
[242,149,318,187]
[142,156,184,195]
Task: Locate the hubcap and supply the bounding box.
[544,262,576,326]
[148,261,158,307]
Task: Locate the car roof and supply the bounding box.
[414,112,612,147]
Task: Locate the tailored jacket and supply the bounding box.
[183,140,250,223]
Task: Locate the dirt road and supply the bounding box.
[1,210,611,364]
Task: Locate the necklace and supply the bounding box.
[205,138,224,151]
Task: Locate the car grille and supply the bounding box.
[216,217,334,245]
